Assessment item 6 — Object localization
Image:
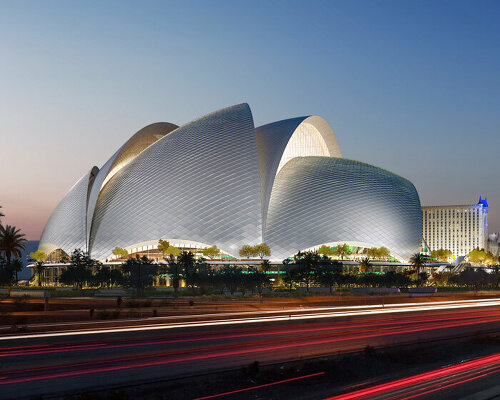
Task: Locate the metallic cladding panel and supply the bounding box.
[255,116,342,234]
[264,157,422,261]
[89,104,262,260]
[256,117,306,231]
[85,122,178,248]
[38,167,98,256]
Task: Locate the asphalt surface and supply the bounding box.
[324,352,500,400]
[0,298,499,399]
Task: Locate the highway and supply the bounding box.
[326,352,500,400]
[0,298,499,399]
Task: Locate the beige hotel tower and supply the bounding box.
[422,197,489,258]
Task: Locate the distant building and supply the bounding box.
[488,233,500,256]
[422,197,489,257]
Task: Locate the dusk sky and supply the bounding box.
[1,0,499,240]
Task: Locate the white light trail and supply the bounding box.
[1,298,499,341]
[1,298,497,331]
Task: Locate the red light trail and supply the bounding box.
[325,352,500,400]
[0,311,499,385]
[2,308,496,358]
[191,371,326,400]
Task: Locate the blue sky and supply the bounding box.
[1,0,499,238]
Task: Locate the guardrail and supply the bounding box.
[351,287,401,293]
[1,289,51,298]
[94,288,135,297]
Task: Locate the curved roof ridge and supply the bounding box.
[86,122,178,249]
[255,115,341,234]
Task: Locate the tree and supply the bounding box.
[166,254,181,297]
[157,239,170,257]
[158,240,180,259]
[0,205,4,220]
[121,255,157,297]
[295,251,321,291]
[0,256,15,285]
[239,244,256,259]
[358,257,372,273]
[377,247,391,260]
[466,248,499,266]
[92,266,110,287]
[94,267,123,287]
[450,269,497,291]
[193,259,212,293]
[431,249,452,262]
[467,248,488,265]
[30,250,47,287]
[202,245,220,259]
[485,252,499,266]
[200,267,224,294]
[59,249,96,289]
[10,259,23,284]
[282,258,300,292]
[318,245,334,257]
[112,247,129,259]
[366,247,379,260]
[219,265,244,295]
[178,251,197,295]
[430,271,454,286]
[158,240,180,258]
[409,253,426,286]
[0,225,26,265]
[247,267,270,295]
[259,259,272,273]
[315,258,343,293]
[254,243,271,259]
[333,243,350,260]
[110,268,125,286]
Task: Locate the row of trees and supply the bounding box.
[112,241,223,261]
[280,251,424,292]
[467,248,499,266]
[46,249,273,297]
[39,249,428,295]
[317,244,391,261]
[239,243,271,259]
[430,248,453,261]
[18,246,500,294]
[428,247,499,265]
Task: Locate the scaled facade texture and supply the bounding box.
[39,103,422,261]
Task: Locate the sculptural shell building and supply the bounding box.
[39,104,422,262]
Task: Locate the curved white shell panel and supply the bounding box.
[85,122,178,248]
[39,166,98,256]
[256,116,341,233]
[89,104,262,260]
[264,157,422,261]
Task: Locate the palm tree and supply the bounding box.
[410,253,426,286]
[167,254,181,298]
[333,243,350,261]
[30,251,47,287]
[358,257,372,273]
[10,259,23,284]
[178,251,197,295]
[33,261,46,287]
[259,259,271,273]
[0,225,26,265]
[0,205,4,220]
